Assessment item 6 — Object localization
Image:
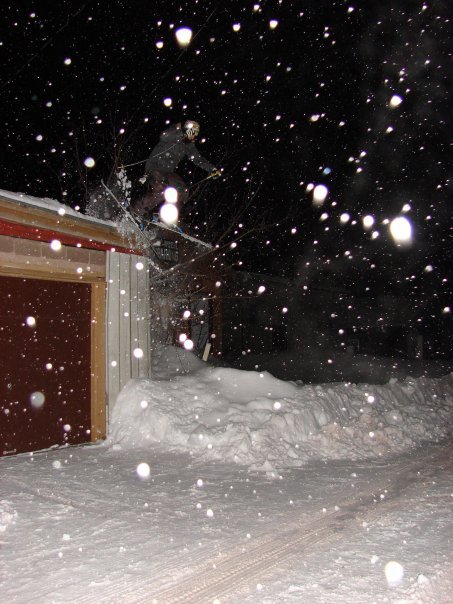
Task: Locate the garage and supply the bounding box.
[0,189,152,457]
[1,276,92,455]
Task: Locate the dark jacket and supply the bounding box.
[145,124,215,175]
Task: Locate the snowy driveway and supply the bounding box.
[1,441,452,603]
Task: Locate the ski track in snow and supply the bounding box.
[2,443,452,604]
[115,447,453,604]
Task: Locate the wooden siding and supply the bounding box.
[106,252,151,413]
[0,235,105,283]
[0,193,143,253]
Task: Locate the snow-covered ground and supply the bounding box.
[1,346,452,603]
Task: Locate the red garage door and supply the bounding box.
[0,276,91,456]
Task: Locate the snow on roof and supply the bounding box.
[0,187,116,227]
[0,188,212,248]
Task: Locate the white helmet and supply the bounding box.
[183,120,200,138]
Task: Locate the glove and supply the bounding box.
[210,168,221,179]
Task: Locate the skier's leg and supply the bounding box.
[166,173,189,206]
[132,171,165,217]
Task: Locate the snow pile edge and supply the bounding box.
[108,366,453,468]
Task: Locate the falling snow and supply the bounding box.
[0,1,452,601]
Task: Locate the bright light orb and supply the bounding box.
[136,462,151,479]
[164,186,178,204]
[175,27,193,47]
[362,215,375,229]
[390,216,412,243]
[183,339,194,351]
[30,391,45,409]
[389,94,403,108]
[340,213,350,224]
[179,333,188,343]
[385,560,404,587]
[50,239,62,251]
[133,348,144,359]
[313,184,329,205]
[269,20,279,29]
[163,97,172,107]
[160,203,178,224]
[84,157,95,168]
[26,316,36,327]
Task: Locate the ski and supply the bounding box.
[100,180,210,248]
[140,215,184,234]
[100,180,143,230]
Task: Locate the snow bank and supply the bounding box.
[0,501,18,533]
[109,346,453,469]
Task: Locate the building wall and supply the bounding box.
[105,252,151,415]
[0,235,106,454]
[0,193,159,453]
[0,240,153,451]
[0,234,105,281]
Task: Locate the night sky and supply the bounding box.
[1,0,451,343]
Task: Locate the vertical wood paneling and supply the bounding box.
[106,252,151,413]
[137,262,150,378]
[106,252,121,407]
[130,258,151,378]
[118,253,132,388]
[130,257,140,379]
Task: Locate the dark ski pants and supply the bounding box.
[133,171,189,217]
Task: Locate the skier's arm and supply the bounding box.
[187,143,216,172]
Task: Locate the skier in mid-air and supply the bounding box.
[132,120,220,220]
